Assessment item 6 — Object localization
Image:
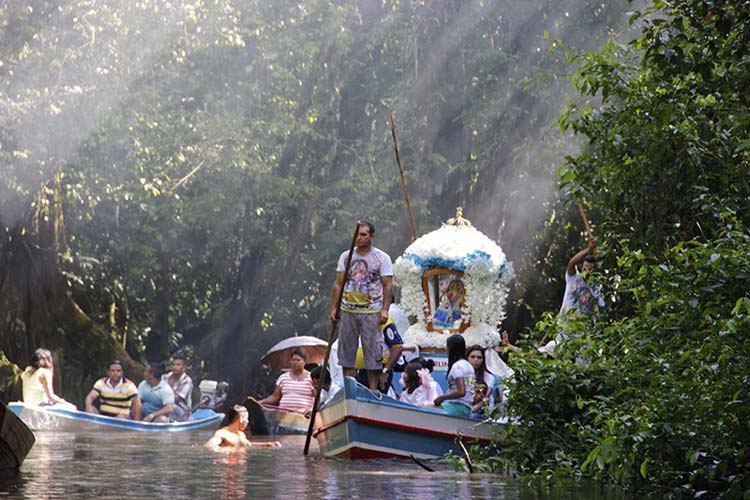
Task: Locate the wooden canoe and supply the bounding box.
[9,402,222,432]
[0,402,35,470]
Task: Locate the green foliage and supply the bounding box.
[488,0,750,496]
[2,0,636,399]
[496,217,750,496]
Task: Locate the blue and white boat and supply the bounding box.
[313,376,497,459]
[315,211,514,460]
[9,402,223,432]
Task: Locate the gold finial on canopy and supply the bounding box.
[446,207,473,227]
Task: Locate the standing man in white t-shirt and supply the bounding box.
[559,237,604,317]
[330,221,393,390]
[539,237,604,355]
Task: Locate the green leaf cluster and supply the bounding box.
[488,1,750,496]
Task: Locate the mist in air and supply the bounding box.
[0,1,641,392]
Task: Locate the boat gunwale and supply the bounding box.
[9,402,223,432]
[314,413,493,442]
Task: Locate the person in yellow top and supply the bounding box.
[21,348,76,410]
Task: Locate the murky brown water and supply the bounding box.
[0,432,624,499]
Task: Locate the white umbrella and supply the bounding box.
[260,336,328,371]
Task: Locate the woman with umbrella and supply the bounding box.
[257,348,315,414]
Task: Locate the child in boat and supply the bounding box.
[466,345,499,418]
[398,360,442,407]
[304,365,342,418]
[433,334,475,417]
[205,405,281,450]
[21,348,76,410]
[309,366,341,406]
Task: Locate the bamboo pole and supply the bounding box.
[576,202,594,241]
[303,222,360,455]
[389,110,418,242]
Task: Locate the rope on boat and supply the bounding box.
[361,385,383,401]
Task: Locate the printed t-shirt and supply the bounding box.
[559,271,604,317]
[337,247,393,313]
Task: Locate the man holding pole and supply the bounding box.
[330,221,393,391]
[560,237,603,318]
[539,237,604,354]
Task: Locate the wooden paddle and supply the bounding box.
[303,222,360,455]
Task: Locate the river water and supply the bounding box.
[0,432,624,499]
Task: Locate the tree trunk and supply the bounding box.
[0,176,141,405]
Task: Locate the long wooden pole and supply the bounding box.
[303,222,360,455]
[576,202,594,241]
[389,110,418,242]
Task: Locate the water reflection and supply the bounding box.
[0,433,623,500]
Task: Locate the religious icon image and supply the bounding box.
[343,259,372,306]
[432,278,465,328]
[423,269,467,332]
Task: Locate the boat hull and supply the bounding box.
[0,402,35,470]
[9,403,223,432]
[263,406,310,434]
[246,398,316,435]
[314,377,497,459]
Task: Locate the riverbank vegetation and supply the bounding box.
[469,1,750,497]
[1,0,748,495]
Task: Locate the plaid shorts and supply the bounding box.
[338,311,383,371]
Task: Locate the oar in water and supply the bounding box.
[303,222,360,455]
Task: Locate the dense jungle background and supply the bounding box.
[1,0,748,496]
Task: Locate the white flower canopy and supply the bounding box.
[393,211,514,349]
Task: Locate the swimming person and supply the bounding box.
[205,405,281,450]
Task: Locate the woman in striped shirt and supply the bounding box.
[258,349,315,414]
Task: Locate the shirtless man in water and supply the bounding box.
[205,405,281,450]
